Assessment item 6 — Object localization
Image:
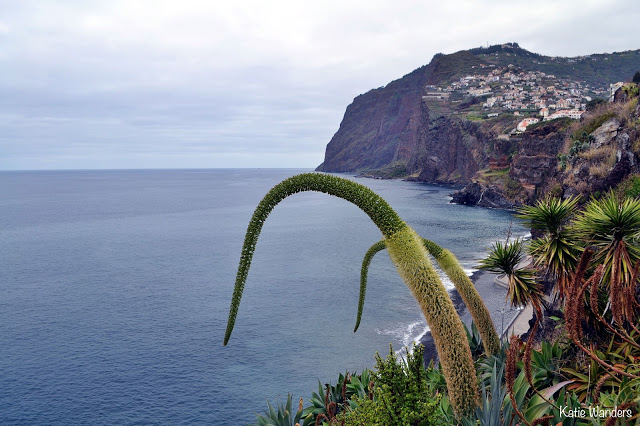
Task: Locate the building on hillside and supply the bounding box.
[484,97,497,108]
[610,82,625,102]
[468,87,492,96]
[516,118,539,132]
[545,109,584,121]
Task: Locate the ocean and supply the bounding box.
[0,169,528,424]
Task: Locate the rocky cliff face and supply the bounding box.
[408,114,484,182]
[452,91,640,207]
[316,66,428,172]
[317,44,640,205]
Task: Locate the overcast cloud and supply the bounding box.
[1,0,639,169]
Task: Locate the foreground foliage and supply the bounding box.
[254,345,444,426]
[335,345,443,425]
[246,187,640,425]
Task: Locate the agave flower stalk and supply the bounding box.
[356,238,500,356]
[223,173,478,416]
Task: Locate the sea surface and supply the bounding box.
[0,169,528,425]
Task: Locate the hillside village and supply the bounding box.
[423,63,625,133]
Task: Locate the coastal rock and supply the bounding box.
[475,187,515,209]
[450,183,515,209]
[510,119,567,187]
[592,118,620,149]
[449,182,481,205]
[409,115,487,184]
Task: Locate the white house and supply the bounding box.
[517,118,539,132]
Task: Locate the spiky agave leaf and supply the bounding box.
[252,393,303,426]
[224,173,478,417]
[357,238,500,355]
[517,196,579,236]
[527,233,579,299]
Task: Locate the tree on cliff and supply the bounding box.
[633,71,640,84]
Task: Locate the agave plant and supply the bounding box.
[252,394,304,426]
[479,238,543,312]
[301,370,372,426]
[516,196,581,299]
[223,173,478,416]
[572,191,640,324]
[461,362,507,426]
[357,238,500,356]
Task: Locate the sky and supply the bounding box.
[1,0,639,170]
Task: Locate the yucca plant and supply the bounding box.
[572,191,640,324]
[357,238,500,356]
[517,196,581,300]
[223,173,478,416]
[479,239,543,312]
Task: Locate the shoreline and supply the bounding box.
[419,268,529,363]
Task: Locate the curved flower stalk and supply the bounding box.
[223,173,478,416]
[354,240,386,333]
[356,238,500,356]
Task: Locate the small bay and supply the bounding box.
[0,169,528,424]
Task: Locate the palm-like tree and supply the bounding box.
[479,239,543,313]
[572,191,640,324]
[516,196,581,300]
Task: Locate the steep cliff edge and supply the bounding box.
[316,66,428,172]
[317,43,640,194]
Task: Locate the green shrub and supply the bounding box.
[338,345,444,426]
[549,183,563,198]
[503,177,524,199]
[616,174,640,199]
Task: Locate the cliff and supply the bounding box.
[317,43,640,205]
[316,66,428,172]
[317,43,640,193]
[452,87,640,207]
